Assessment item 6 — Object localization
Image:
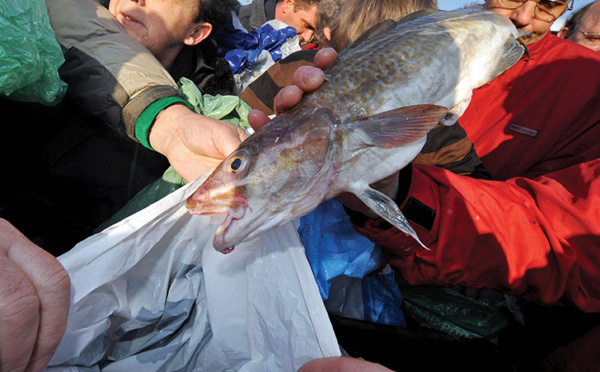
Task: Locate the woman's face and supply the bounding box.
[109,0,208,65]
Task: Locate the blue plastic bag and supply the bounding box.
[216,21,298,75]
[298,200,406,326]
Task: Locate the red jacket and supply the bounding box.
[353,33,600,312]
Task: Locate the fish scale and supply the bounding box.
[186,8,525,253]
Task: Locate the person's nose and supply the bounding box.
[300,29,314,43]
[508,1,537,28]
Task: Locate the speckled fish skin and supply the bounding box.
[186,8,524,253]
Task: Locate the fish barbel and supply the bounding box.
[186,9,524,253]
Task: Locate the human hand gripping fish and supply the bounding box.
[186,9,525,254]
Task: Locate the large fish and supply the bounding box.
[186,8,524,253]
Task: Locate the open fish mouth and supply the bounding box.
[186,185,249,253]
[214,214,239,254]
[185,176,248,215]
[185,193,247,216]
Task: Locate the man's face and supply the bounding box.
[109,0,202,63]
[277,1,318,43]
[568,2,600,52]
[485,0,570,45]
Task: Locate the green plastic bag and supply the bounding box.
[0,0,67,104]
[96,80,252,231]
[397,277,512,339]
[179,77,251,131]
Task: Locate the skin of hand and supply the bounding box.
[148,103,249,182]
[247,47,401,217]
[247,47,339,129]
[298,356,395,372]
[0,219,71,372]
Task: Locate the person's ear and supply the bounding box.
[282,0,295,13]
[323,27,331,41]
[557,26,570,39]
[184,22,212,46]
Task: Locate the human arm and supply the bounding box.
[45,0,247,180]
[0,219,71,372]
[350,160,600,312]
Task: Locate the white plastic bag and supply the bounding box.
[46,176,340,371]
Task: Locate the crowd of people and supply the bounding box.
[1,0,600,371]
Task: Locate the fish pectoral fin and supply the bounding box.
[440,95,472,126]
[348,104,448,149]
[350,184,429,250]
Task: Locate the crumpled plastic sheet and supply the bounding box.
[216,19,301,94]
[0,0,67,104]
[298,200,383,299]
[179,77,252,131]
[216,20,298,75]
[46,177,340,371]
[298,199,406,326]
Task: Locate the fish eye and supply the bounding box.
[228,154,245,173]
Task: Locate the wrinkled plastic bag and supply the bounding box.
[47,177,340,371]
[298,200,384,299]
[397,278,513,339]
[0,0,67,104]
[216,20,301,94]
[179,77,252,131]
[100,180,408,329]
[298,200,406,327]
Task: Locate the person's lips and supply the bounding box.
[118,11,145,30]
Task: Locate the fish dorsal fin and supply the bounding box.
[488,36,525,81]
[347,104,448,148]
[395,8,441,26]
[339,19,397,58]
[339,8,441,58]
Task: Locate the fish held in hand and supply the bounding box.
[186,9,524,253]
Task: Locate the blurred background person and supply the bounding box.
[557,0,600,52]
[235,0,320,44]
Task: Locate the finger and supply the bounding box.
[248,109,272,131]
[0,219,71,372]
[291,66,325,93]
[0,253,39,372]
[298,356,394,372]
[274,85,304,114]
[218,125,249,156]
[313,47,338,70]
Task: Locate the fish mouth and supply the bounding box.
[213,214,239,254]
[186,184,248,254]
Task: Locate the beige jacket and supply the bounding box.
[44,0,181,141]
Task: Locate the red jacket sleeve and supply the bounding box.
[352,160,600,312]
